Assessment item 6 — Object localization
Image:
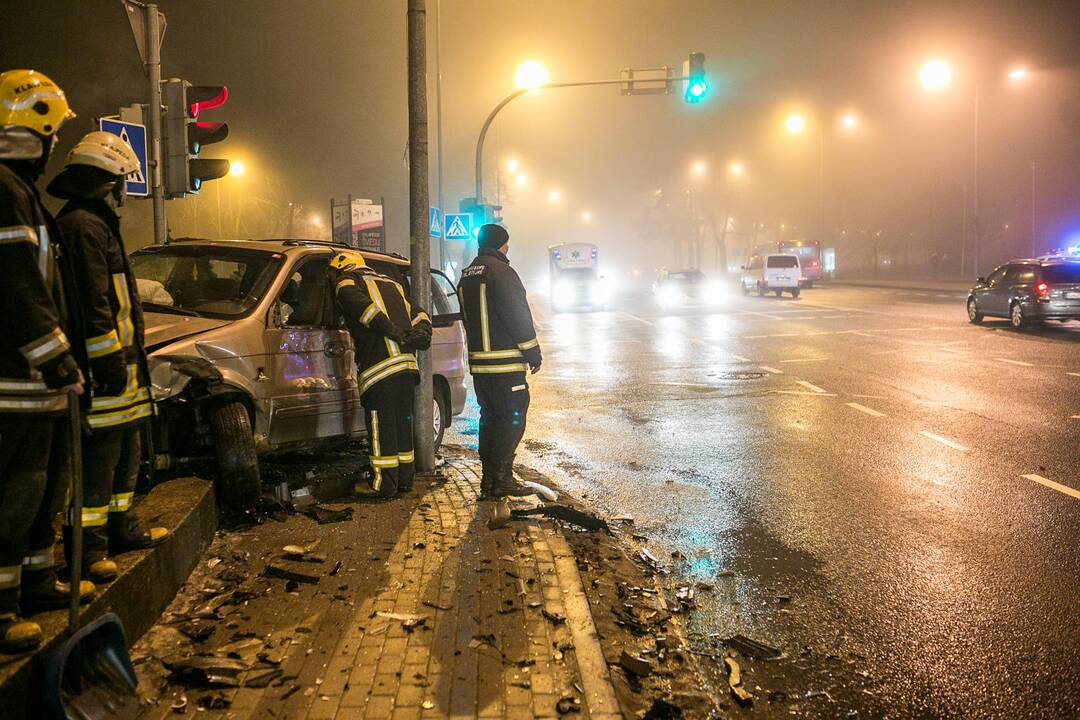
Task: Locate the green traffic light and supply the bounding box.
[686,80,707,103]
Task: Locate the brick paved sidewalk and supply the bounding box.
[132,453,621,720]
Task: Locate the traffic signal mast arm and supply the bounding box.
[474,55,705,204]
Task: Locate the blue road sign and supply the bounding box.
[99,118,148,197]
[444,213,472,241]
[429,207,443,238]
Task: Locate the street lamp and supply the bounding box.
[919,59,952,91]
[692,160,707,176]
[729,161,745,178]
[581,210,593,223]
[506,158,519,172]
[1008,67,1027,81]
[515,174,528,186]
[514,60,549,90]
[548,189,561,203]
[229,159,246,176]
[785,113,807,134]
[840,112,859,131]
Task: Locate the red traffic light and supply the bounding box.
[188,85,228,118]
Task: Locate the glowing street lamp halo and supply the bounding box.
[840,112,859,130]
[919,58,953,91]
[692,160,707,176]
[228,159,246,176]
[514,60,550,90]
[506,158,519,172]
[1008,66,1027,80]
[785,112,807,134]
[548,189,561,203]
[729,160,745,177]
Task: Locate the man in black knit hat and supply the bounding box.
[457,224,541,498]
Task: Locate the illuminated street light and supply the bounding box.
[692,160,706,176]
[840,112,859,130]
[785,113,807,134]
[919,58,952,91]
[1008,67,1027,81]
[548,189,561,203]
[514,60,549,90]
[506,158,519,173]
[729,161,745,178]
[229,160,246,176]
[581,210,593,223]
[310,214,322,226]
[515,174,528,186]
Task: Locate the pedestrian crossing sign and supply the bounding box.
[429,207,443,238]
[99,118,149,197]
[444,213,472,240]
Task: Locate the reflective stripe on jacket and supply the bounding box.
[458,248,541,375]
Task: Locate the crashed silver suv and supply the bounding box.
[130,239,466,507]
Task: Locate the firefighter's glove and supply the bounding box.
[91,354,128,397]
[402,325,432,352]
[529,360,542,375]
[40,353,82,390]
[369,314,407,342]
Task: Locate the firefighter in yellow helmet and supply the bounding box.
[47,131,168,585]
[0,70,91,653]
[327,250,432,497]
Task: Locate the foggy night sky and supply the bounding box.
[4,0,1080,274]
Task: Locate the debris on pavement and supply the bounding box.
[542,609,567,625]
[556,695,582,714]
[510,505,610,532]
[725,656,754,705]
[264,561,321,584]
[298,503,354,524]
[162,655,248,687]
[488,500,512,530]
[619,649,654,677]
[724,634,783,661]
[522,480,559,501]
[375,611,427,632]
[643,698,684,719]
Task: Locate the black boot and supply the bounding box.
[20,568,95,613]
[478,461,497,500]
[108,511,169,553]
[489,458,532,498]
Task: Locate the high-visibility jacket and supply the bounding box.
[57,199,152,431]
[458,247,541,375]
[330,265,429,398]
[0,163,85,416]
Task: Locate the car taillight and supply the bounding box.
[810,260,819,267]
[1035,281,1049,300]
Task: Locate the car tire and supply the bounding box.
[792,287,801,298]
[1009,302,1026,329]
[774,288,783,298]
[210,401,261,509]
[433,383,449,452]
[756,283,765,297]
[967,298,983,324]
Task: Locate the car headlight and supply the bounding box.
[704,282,725,303]
[148,354,220,402]
[657,286,681,307]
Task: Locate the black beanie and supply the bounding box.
[478,223,509,250]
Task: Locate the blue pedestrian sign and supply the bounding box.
[429,207,442,238]
[98,118,149,197]
[444,213,472,241]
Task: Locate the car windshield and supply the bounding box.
[1043,264,1080,283]
[667,271,704,283]
[780,244,819,258]
[767,255,799,268]
[130,245,283,319]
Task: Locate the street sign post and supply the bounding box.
[429,207,442,238]
[444,213,472,240]
[99,118,149,197]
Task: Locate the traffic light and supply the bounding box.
[162,79,231,197]
[458,200,503,238]
[683,52,707,103]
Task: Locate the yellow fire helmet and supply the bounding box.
[0,69,75,136]
[329,249,367,272]
[65,131,139,177]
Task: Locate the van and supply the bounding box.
[741,253,802,297]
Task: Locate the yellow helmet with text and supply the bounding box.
[65,131,139,176]
[0,69,75,136]
[329,249,367,272]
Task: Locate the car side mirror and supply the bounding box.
[976,276,987,284]
[431,312,460,328]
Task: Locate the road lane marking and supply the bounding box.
[996,358,1033,367]
[852,394,887,399]
[939,348,967,355]
[1068,372,1080,378]
[732,354,751,362]
[1022,474,1080,501]
[760,366,783,374]
[846,402,884,417]
[619,311,654,326]
[919,431,969,452]
[773,390,838,397]
[1071,415,1080,419]
[796,380,828,394]
[780,358,827,363]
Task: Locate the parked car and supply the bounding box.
[740,254,802,297]
[130,239,467,507]
[966,258,1080,328]
[653,268,723,309]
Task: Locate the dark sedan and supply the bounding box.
[967,258,1080,328]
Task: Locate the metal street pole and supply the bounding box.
[407,0,435,472]
[818,127,826,246]
[434,0,446,272]
[146,4,167,244]
[1030,160,1037,257]
[972,83,981,275]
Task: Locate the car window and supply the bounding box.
[1003,264,1034,283]
[430,270,460,315]
[985,267,1007,286]
[280,255,335,327]
[1042,264,1080,283]
[767,255,799,269]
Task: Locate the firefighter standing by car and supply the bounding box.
[0,69,93,653]
[47,130,169,585]
[328,250,432,498]
[458,224,541,498]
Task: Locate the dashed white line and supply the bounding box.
[796,380,829,394]
[996,358,1033,367]
[919,430,969,452]
[760,366,783,374]
[732,354,751,362]
[846,402,885,417]
[779,358,827,363]
[851,394,887,399]
[619,312,654,326]
[773,390,838,397]
[1068,372,1080,378]
[1022,474,1080,501]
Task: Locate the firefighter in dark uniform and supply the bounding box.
[458,224,541,498]
[0,69,92,652]
[328,250,432,498]
[47,131,169,585]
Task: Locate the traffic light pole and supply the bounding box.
[407,0,435,472]
[474,74,691,204]
[145,3,167,244]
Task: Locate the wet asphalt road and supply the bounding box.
[447,283,1080,718]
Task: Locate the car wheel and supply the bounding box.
[210,401,261,509]
[792,287,801,298]
[433,383,449,452]
[1009,302,1026,329]
[774,288,783,298]
[967,298,983,324]
[756,283,765,297]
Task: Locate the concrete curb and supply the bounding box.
[0,477,216,720]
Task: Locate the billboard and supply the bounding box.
[330,196,386,251]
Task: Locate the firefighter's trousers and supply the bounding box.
[361,374,416,498]
[65,426,141,565]
[473,373,530,475]
[0,417,67,615]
